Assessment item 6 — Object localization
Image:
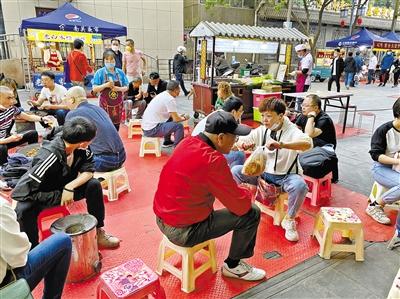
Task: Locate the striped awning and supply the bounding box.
[189,21,308,43]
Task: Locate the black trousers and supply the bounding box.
[394,70,400,86]
[0,130,38,165]
[380,70,390,85]
[16,178,105,248]
[328,75,341,92]
[157,204,261,260]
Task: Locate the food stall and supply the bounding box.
[189,21,308,119]
[311,49,334,82]
[19,2,127,92]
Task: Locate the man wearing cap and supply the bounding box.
[154,111,266,281]
[292,44,313,110]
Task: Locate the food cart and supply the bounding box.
[189,21,308,119]
[311,49,334,82]
[19,2,127,92]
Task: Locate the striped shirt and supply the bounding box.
[0,107,21,139]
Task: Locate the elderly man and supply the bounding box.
[154,111,265,281]
[232,98,312,242]
[143,72,167,104]
[64,86,126,172]
[142,80,188,148]
[12,117,120,249]
[0,86,54,165]
[29,71,69,125]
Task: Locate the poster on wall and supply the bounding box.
[200,39,207,80]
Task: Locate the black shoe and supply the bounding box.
[392,85,398,88]
[162,140,174,148]
[378,83,383,87]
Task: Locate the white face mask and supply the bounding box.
[111,45,119,52]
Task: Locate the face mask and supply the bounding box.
[297,54,303,59]
[111,45,119,52]
[125,46,132,52]
[105,62,115,69]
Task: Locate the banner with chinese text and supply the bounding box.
[27,29,103,45]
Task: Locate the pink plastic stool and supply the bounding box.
[304,172,332,206]
[97,259,166,299]
[38,206,70,241]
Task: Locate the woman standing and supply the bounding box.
[67,39,93,87]
[92,51,129,131]
[344,52,356,90]
[44,42,63,71]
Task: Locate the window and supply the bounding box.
[230,0,243,7]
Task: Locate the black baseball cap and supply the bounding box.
[205,111,251,136]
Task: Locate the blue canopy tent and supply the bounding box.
[326,28,390,48]
[382,32,400,42]
[20,2,126,39]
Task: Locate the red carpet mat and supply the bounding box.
[31,125,395,299]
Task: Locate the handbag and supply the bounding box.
[0,268,33,299]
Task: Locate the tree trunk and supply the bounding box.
[392,0,400,32]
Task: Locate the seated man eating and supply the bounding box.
[143,72,167,104]
[29,71,69,126]
[232,98,312,242]
[12,116,120,249]
[154,111,265,281]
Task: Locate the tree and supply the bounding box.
[392,0,399,32]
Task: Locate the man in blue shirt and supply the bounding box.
[64,86,126,172]
[379,50,394,87]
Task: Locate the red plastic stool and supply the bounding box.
[97,258,166,299]
[38,206,70,241]
[304,172,332,206]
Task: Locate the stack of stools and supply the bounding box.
[94,167,131,201]
[255,192,288,226]
[97,258,166,299]
[156,235,217,293]
[38,206,70,241]
[303,172,332,206]
[139,137,161,157]
[127,119,142,138]
[312,207,364,261]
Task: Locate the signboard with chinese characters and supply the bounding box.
[373,41,400,50]
[316,49,334,67]
[200,39,207,80]
[27,29,103,45]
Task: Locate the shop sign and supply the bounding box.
[373,41,400,50]
[200,39,207,80]
[27,28,103,45]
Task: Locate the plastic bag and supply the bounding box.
[254,177,280,206]
[241,146,266,176]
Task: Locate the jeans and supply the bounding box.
[143,122,184,146]
[15,233,72,299]
[224,151,245,168]
[371,162,400,205]
[344,72,354,87]
[16,178,105,248]
[367,69,375,84]
[328,75,341,92]
[231,165,308,218]
[175,73,188,95]
[156,204,260,260]
[124,99,146,120]
[94,150,126,172]
[0,130,39,165]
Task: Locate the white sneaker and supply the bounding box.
[281,218,299,242]
[365,205,391,225]
[221,260,266,281]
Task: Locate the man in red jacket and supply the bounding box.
[67,39,93,87]
[154,111,266,281]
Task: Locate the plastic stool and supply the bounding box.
[94,167,131,201]
[97,258,166,299]
[127,119,142,138]
[368,181,399,211]
[156,235,217,293]
[139,137,161,157]
[38,206,70,241]
[312,207,364,261]
[358,111,376,133]
[255,192,288,226]
[304,173,332,206]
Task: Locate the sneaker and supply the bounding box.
[222,260,266,281]
[162,140,174,148]
[97,228,120,249]
[365,205,391,225]
[387,232,400,250]
[281,218,299,242]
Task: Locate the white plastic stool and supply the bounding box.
[128,119,142,138]
[94,167,131,201]
[255,192,288,226]
[139,137,161,157]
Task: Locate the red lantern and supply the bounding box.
[340,19,346,27]
[357,17,362,25]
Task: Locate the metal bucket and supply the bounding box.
[51,214,102,283]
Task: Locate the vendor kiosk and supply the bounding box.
[189,21,308,118]
[20,2,127,92]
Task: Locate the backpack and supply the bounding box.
[299,146,337,179]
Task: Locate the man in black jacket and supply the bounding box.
[328,49,344,92]
[143,72,167,104]
[12,117,120,249]
[173,46,189,96]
